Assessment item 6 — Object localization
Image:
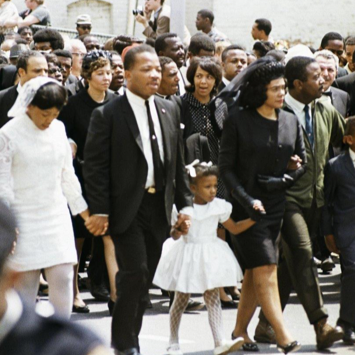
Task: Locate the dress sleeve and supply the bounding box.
[218,200,232,224]
[0,132,15,207]
[61,130,88,216]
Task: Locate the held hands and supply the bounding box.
[257,174,294,192]
[287,155,302,171]
[174,213,191,235]
[85,215,109,236]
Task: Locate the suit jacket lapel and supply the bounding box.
[154,99,171,170]
[344,151,355,177]
[122,93,144,154]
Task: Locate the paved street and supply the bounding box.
[42,260,354,355]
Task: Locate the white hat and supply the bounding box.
[284,44,314,64]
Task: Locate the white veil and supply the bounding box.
[8,77,60,117]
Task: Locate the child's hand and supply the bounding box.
[171,228,183,240]
[175,220,191,235]
[253,200,265,213]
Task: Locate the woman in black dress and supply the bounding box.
[58,50,117,313]
[219,58,306,353]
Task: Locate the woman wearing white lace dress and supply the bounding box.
[0,77,90,318]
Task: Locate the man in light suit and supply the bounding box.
[84,45,193,355]
[323,117,355,345]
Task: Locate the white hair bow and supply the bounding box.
[185,159,213,177]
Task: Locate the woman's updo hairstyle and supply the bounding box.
[30,82,68,111]
[81,50,112,81]
[187,163,219,184]
[239,57,285,109]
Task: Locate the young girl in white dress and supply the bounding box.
[0,77,91,318]
[153,161,264,355]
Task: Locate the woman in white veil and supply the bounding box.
[0,77,91,318]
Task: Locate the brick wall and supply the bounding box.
[11,0,355,49]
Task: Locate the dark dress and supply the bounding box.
[58,88,116,238]
[182,92,226,198]
[219,107,306,269]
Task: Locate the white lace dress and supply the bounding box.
[153,198,243,293]
[0,114,87,272]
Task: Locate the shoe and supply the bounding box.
[108,299,115,316]
[321,256,335,273]
[337,319,355,345]
[242,343,259,352]
[220,299,237,309]
[224,287,241,301]
[167,344,183,355]
[72,304,90,313]
[254,320,276,344]
[313,256,322,269]
[89,282,110,302]
[314,319,344,350]
[277,340,301,354]
[214,338,244,355]
[185,299,204,312]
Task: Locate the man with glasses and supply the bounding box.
[75,14,92,38]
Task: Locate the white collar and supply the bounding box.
[285,93,307,112]
[126,88,155,107]
[222,76,230,86]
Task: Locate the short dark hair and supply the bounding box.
[159,56,174,71]
[255,18,272,36]
[44,53,60,66]
[221,44,245,63]
[188,33,215,56]
[266,49,286,63]
[188,163,218,184]
[113,35,143,55]
[155,33,178,54]
[320,32,344,49]
[345,116,355,136]
[145,38,156,48]
[17,50,45,71]
[33,29,64,50]
[30,82,68,110]
[197,9,214,25]
[240,58,284,108]
[124,44,156,71]
[15,38,28,45]
[345,36,355,47]
[0,200,17,276]
[18,26,32,35]
[186,56,222,96]
[53,49,73,61]
[285,56,316,89]
[253,41,275,58]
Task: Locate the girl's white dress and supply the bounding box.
[153,198,243,293]
[0,114,87,272]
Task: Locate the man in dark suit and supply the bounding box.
[0,51,48,128]
[323,117,355,344]
[219,45,247,93]
[84,45,193,355]
[315,50,350,118]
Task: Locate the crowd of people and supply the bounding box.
[0,0,355,355]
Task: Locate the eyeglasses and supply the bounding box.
[78,25,92,30]
[72,53,86,58]
[328,48,344,57]
[48,67,64,75]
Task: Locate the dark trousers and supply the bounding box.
[111,191,169,351]
[339,239,355,326]
[260,200,328,325]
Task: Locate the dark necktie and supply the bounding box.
[145,100,165,191]
[304,104,314,148]
[322,91,333,103]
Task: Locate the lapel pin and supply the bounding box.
[161,108,166,114]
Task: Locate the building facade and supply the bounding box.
[12,0,355,49]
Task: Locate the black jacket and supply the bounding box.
[0,85,18,128]
[83,93,192,234]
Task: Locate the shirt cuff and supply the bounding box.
[93,214,109,217]
[179,206,194,217]
[68,138,77,147]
